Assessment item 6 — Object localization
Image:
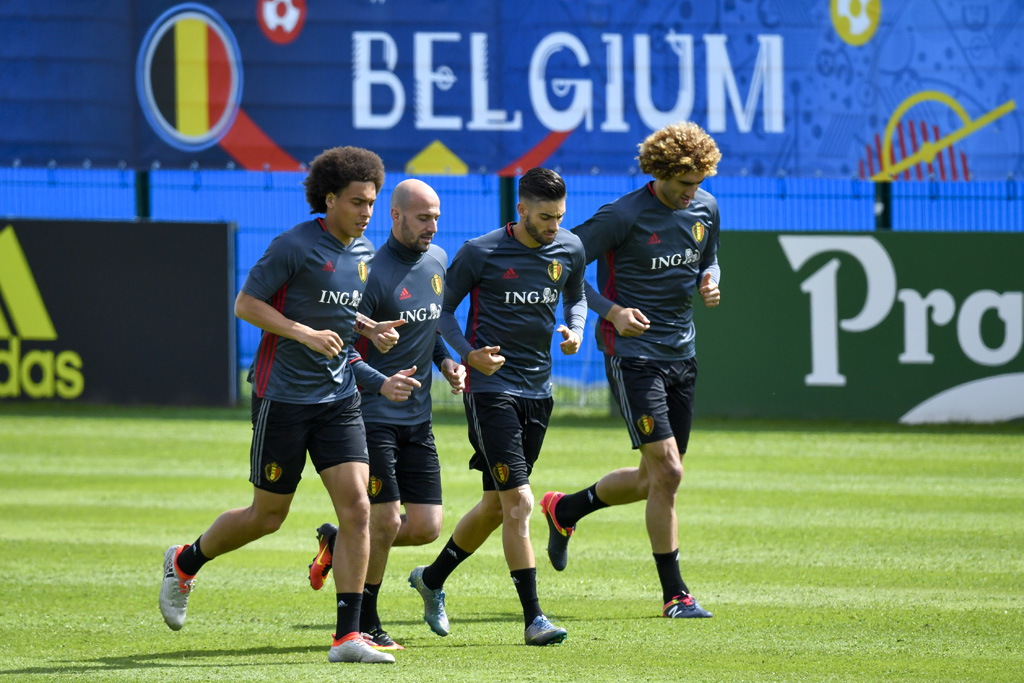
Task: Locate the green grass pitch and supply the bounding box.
[0,404,1021,682]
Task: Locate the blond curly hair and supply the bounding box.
[637,122,722,179]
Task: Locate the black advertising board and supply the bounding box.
[0,219,236,406]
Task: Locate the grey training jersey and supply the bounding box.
[350,234,451,425]
[241,218,373,404]
[572,182,721,361]
[439,224,587,398]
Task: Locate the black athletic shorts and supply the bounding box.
[463,392,553,492]
[249,392,368,495]
[364,420,442,505]
[605,355,698,451]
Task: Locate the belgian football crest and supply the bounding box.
[637,415,655,435]
[691,221,706,243]
[431,272,443,295]
[492,462,509,485]
[357,260,368,282]
[547,259,562,282]
[264,462,283,483]
[367,476,382,497]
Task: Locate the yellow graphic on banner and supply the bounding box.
[831,0,881,46]
[0,225,57,340]
[0,225,84,399]
[871,92,1016,181]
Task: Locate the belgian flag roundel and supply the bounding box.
[136,4,243,152]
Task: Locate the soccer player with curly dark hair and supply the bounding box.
[160,145,410,665]
[541,122,723,620]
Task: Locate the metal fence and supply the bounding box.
[2,167,1022,407]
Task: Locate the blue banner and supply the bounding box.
[1,0,1021,179]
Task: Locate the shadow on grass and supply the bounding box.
[1,645,321,676]
[292,611,523,631]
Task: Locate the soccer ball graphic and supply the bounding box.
[262,0,301,34]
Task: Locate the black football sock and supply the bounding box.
[510,567,542,626]
[360,581,382,632]
[421,536,472,590]
[653,549,689,604]
[555,483,608,528]
[335,592,363,638]
[175,536,210,576]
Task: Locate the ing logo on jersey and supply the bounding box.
[492,462,510,485]
[691,221,706,243]
[547,259,563,282]
[431,273,443,296]
[367,476,383,497]
[357,260,368,282]
[637,415,655,435]
[265,462,283,482]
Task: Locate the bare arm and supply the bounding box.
[235,291,344,358]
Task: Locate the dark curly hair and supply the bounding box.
[637,122,722,179]
[303,146,386,214]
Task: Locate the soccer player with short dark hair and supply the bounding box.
[541,122,723,619]
[159,146,412,665]
[408,167,587,646]
[305,178,466,651]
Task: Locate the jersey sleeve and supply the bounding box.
[699,197,722,285]
[241,231,304,301]
[562,240,588,337]
[571,202,633,266]
[431,331,453,370]
[439,240,484,359]
[347,342,387,395]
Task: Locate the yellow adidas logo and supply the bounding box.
[0,225,84,399]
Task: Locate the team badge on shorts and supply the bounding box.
[357,260,368,282]
[547,259,562,282]
[492,462,509,485]
[637,414,655,435]
[692,221,706,243]
[367,476,382,498]
[431,272,443,295]
[264,462,283,483]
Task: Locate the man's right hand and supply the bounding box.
[380,366,422,402]
[467,346,505,375]
[301,328,345,358]
[608,305,650,337]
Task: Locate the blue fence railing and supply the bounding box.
[3,167,1022,399]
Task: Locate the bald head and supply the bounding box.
[390,178,441,252]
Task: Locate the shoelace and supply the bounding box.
[175,577,196,597]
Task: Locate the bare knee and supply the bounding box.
[337,496,370,530]
[369,505,402,543]
[651,459,683,495]
[641,442,683,497]
[404,517,441,545]
[480,495,505,527]
[502,486,534,525]
[249,507,288,536]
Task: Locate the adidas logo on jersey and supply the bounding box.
[399,287,412,300]
[322,260,335,272]
[647,233,661,245]
[502,267,518,279]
